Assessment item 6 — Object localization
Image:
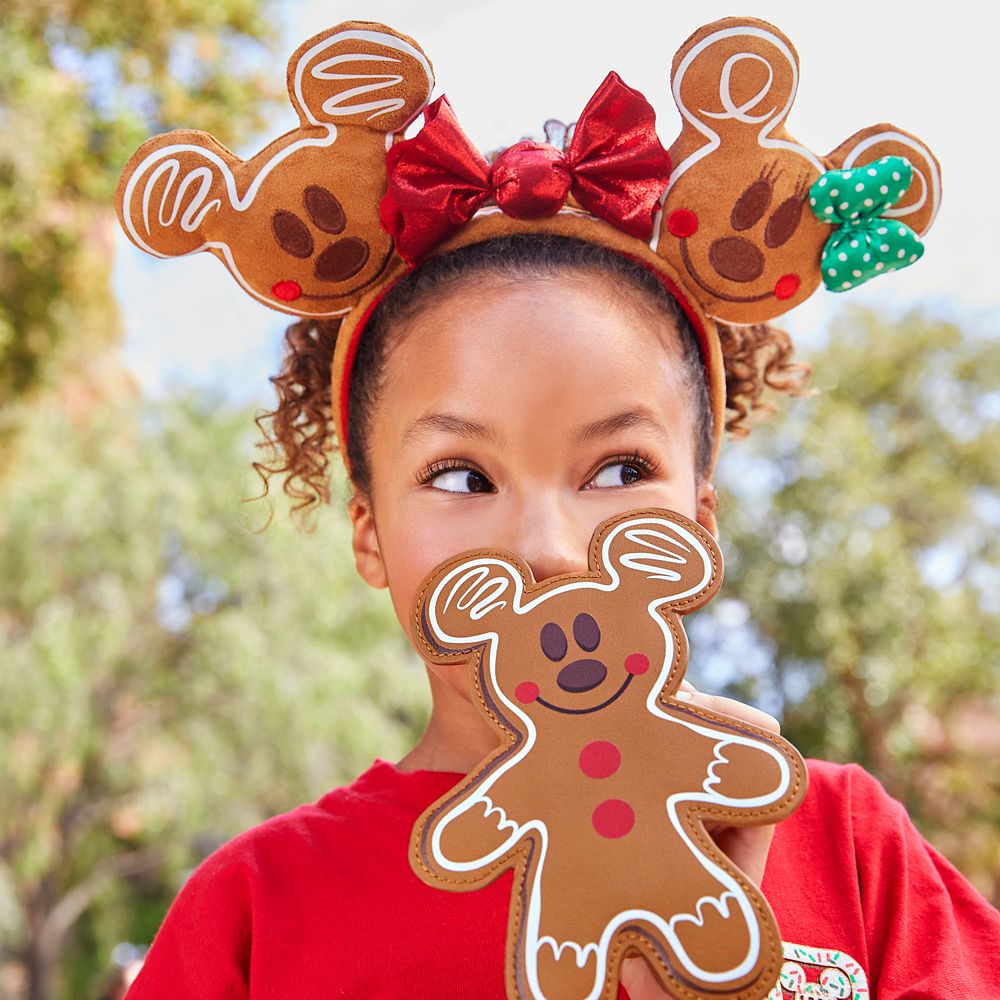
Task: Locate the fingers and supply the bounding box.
[675,680,780,735]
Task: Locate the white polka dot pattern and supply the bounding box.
[810,156,924,291]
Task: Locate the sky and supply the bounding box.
[113,0,1000,403]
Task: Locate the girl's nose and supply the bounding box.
[509,499,587,583]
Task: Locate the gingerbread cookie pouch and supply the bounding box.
[410,508,807,1000]
[115,22,434,318]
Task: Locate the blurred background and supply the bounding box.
[0,0,997,996]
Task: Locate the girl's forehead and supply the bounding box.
[377,278,696,440]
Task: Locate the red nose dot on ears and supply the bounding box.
[272,280,302,302]
[515,681,540,704]
[774,273,800,300]
[667,209,699,239]
[624,653,649,675]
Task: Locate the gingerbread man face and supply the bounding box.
[411,509,806,1000]
[417,512,717,729]
[116,23,433,317]
[654,18,941,324]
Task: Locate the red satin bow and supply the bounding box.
[380,72,671,265]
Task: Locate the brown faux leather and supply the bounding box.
[410,508,808,1000]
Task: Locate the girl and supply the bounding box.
[117,16,999,1000]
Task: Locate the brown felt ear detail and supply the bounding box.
[288,21,433,133]
[597,510,722,610]
[413,553,524,663]
[116,131,237,260]
[115,21,434,319]
[826,124,942,235]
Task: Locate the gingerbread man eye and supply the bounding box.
[764,195,804,248]
[573,613,600,652]
[731,177,773,231]
[540,622,568,662]
[272,210,314,258]
[304,185,347,235]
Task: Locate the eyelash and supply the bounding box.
[593,450,660,485]
[415,457,489,486]
[414,450,660,488]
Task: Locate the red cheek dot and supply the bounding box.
[592,799,635,839]
[624,653,649,675]
[774,273,800,300]
[515,681,539,704]
[667,209,699,239]
[272,280,302,302]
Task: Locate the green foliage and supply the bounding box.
[697,306,1000,904]
[0,395,427,999]
[0,0,278,454]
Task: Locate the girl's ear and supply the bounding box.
[696,480,719,540]
[347,493,387,589]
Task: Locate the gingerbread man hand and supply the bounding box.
[411,509,807,1000]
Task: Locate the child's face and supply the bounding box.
[347,272,717,649]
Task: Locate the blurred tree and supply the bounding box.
[691,305,1000,905]
[0,396,428,999]
[0,0,278,460]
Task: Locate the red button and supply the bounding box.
[592,799,635,839]
[579,740,621,779]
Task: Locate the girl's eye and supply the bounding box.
[588,461,645,489]
[428,467,495,494]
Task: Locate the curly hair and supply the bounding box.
[254,235,810,517]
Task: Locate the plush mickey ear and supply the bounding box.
[826,124,941,236]
[116,131,237,259]
[414,556,524,662]
[288,21,434,133]
[597,510,722,610]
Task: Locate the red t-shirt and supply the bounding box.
[126,758,1000,999]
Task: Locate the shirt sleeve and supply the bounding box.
[845,763,1000,998]
[124,854,253,1000]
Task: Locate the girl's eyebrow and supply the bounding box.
[403,412,505,447]
[575,409,667,443]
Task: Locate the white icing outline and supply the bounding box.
[653,24,824,253]
[120,27,434,315]
[840,132,941,230]
[424,514,795,999]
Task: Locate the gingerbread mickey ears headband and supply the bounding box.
[116,16,941,327]
[116,15,941,473]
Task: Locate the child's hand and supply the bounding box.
[674,679,781,887]
[620,680,781,1000]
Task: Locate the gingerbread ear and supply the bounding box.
[414,556,524,661]
[826,125,941,236]
[116,131,236,259]
[598,511,721,610]
[288,22,433,133]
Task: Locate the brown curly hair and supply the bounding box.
[254,235,810,516]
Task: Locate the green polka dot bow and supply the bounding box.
[810,155,924,292]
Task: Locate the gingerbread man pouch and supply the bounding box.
[410,508,807,1000]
